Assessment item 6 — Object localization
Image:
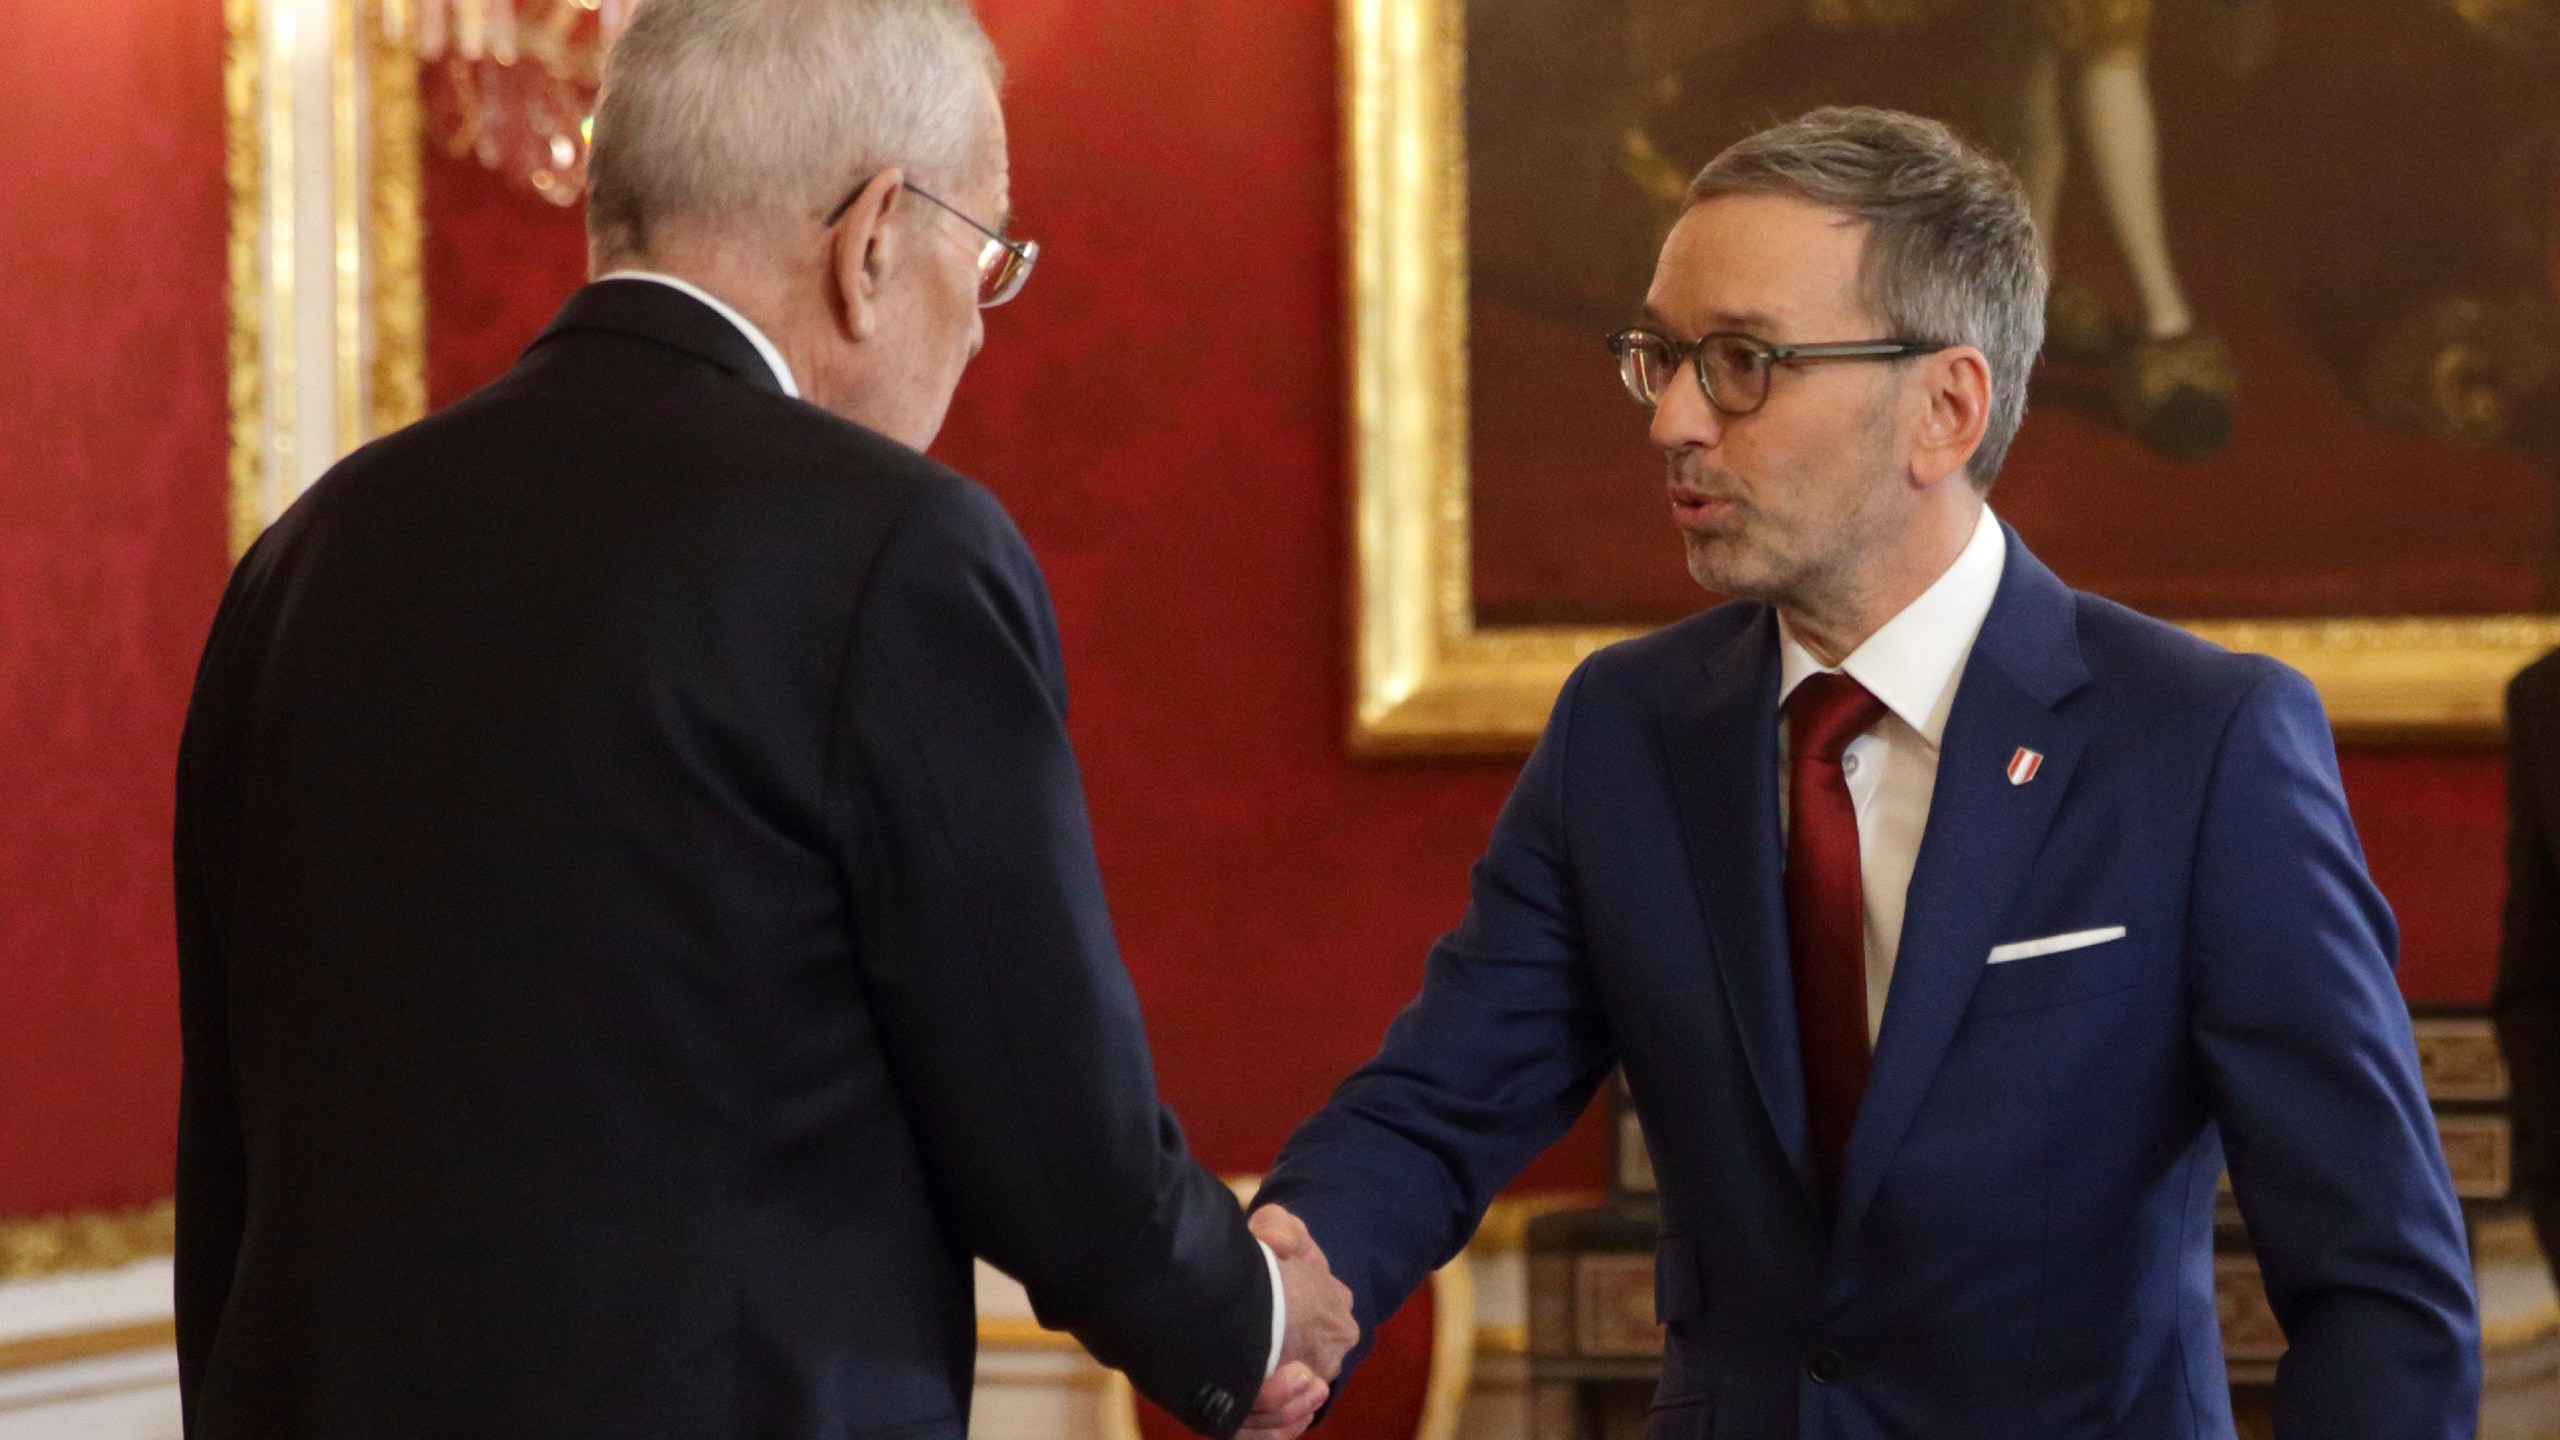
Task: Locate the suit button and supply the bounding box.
[1806,1347,1848,1385]
[1191,1383,1237,1429]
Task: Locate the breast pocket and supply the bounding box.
[1970,926,2154,1017]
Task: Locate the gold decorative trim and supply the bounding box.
[2441,1113,2515,1201]
[226,0,428,562]
[368,2,427,439]
[0,1200,176,1283]
[224,0,267,560]
[1416,1252,1476,1440]
[2482,1304,2560,1356]
[1342,0,2560,754]
[334,0,365,454]
[1097,1371,1144,1440]
[976,1317,1084,1352]
[0,1320,177,1377]
[2415,1015,2512,1103]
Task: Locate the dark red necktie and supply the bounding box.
[1785,672,1887,1217]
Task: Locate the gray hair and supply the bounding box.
[587,0,1000,256]
[1688,107,2047,489]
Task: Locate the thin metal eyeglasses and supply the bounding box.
[823,174,1038,308]
[1605,328,1946,417]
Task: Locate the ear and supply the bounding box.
[824,168,906,345]
[1909,345,1992,492]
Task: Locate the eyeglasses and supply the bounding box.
[823,175,1039,308]
[1605,327,1946,417]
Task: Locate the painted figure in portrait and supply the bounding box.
[1464,0,2560,630]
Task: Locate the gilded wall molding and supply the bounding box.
[223,0,267,561]
[0,1199,175,1283]
[1342,0,2560,755]
[367,9,427,442]
[0,1191,1571,1283]
[0,1320,177,1377]
[226,0,427,561]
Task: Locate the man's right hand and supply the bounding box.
[1242,1204,1356,1439]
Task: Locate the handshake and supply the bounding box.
[1240,1205,1361,1440]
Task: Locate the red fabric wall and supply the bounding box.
[418,0,1618,1185]
[0,0,2506,1314]
[0,0,231,1217]
[423,0,2503,1174]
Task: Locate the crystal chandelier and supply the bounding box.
[385,0,636,205]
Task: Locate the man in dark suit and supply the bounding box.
[2499,656,2560,1288]
[1251,108,2479,1439]
[172,2,1352,1436]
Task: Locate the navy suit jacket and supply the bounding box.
[1258,527,2478,1439]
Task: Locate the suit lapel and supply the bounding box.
[1832,530,2093,1241]
[1660,610,1818,1206]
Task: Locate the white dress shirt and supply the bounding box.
[599,267,1289,1381]
[596,271,803,398]
[1777,505,2008,1045]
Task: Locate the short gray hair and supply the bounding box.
[1688,107,2047,489]
[587,0,1000,256]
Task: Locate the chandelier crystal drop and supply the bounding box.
[386,0,635,206]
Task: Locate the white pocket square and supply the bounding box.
[1985,926,2127,965]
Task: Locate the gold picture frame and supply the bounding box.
[1341,0,2560,756]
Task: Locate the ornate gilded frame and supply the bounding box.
[1342,0,2560,755]
[226,0,426,560]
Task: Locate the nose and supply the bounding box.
[1648,360,1723,454]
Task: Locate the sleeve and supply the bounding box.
[2188,664,2481,1439]
[1252,664,1618,1387]
[172,560,258,1428]
[2496,665,2560,1264]
[830,479,1271,1438]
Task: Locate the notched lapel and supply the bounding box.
[1659,611,1817,1205]
[1833,533,2092,1242]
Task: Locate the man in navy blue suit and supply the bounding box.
[1250,107,2478,1439]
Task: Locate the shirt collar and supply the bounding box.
[596,270,800,399]
[1777,505,2007,747]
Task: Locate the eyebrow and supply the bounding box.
[1637,304,1784,337]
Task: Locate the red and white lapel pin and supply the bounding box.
[2007,748,2044,786]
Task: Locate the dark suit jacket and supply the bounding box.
[173,280,1269,1440]
[2499,651,2560,1283]
[1258,529,2479,1440]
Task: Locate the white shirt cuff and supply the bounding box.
[1257,1238,1287,1379]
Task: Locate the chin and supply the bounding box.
[1683,536,1764,600]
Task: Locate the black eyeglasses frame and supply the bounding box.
[1605,327,1948,417]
